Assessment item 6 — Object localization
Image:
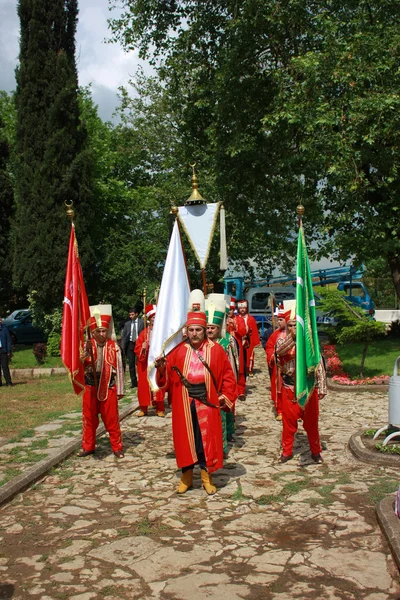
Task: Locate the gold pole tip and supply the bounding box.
[65,200,74,221]
[296,204,305,218]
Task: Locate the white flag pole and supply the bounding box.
[147,220,191,390]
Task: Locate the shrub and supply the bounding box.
[33,343,47,365]
[47,331,61,357]
[387,320,400,339]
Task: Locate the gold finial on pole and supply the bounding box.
[65,200,75,222]
[185,162,206,205]
[143,287,147,327]
[296,203,305,227]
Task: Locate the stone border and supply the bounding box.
[376,495,400,571]
[327,378,388,393]
[10,367,66,379]
[0,402,137,507]
[348,430,400,467]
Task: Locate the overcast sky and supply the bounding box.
[0,0,148,122]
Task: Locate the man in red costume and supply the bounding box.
[237,299,261,378]
[276,316,326,463]
[155,307,237,495]
[265,306,288,421]
[226,298,247,401]
[78,311,125,458]
[135,304,166,417]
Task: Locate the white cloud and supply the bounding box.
[0,0,149,121]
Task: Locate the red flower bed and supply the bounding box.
[323,344,389,386]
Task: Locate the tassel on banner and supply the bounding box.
[219,203,228,271]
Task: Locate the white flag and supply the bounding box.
[147,221,190,390]
[178,202,220,269]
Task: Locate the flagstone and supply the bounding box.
[68,519,97,530]
[162,573,251,600]
[308,547,392,589]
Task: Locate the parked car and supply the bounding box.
[3,309,46,345]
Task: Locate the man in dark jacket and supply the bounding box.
[0,315,13,386]
[121,305,144,388]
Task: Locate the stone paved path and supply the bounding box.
[1,348,399,600]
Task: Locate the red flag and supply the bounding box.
[61,223,90,395]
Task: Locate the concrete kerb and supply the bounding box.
[349,430,400,572]
[327,378,388,393]
[376,495,400,571]
[348,430,400,467]
[10,367,67,379]
[0,401,138,507]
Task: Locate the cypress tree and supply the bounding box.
[0,116,14,314]
[14,0,95,313]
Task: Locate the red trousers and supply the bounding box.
[237,372,246,396]
[82,386,123,452]
[140,396,165,412]
[281,385,321,457]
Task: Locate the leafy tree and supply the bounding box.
[316,287,386,378]
[267,1,400,300]
[0,113,14,313]
[109,0,400,295]
[78,86,170,318]
[13,0,96,314]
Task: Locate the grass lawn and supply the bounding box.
[0,374,134,441]
[0,376,81,439]
[335,337,400,379]
[9,345,63,369]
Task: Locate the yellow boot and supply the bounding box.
[201,469,217,495]
[176,470,193,494]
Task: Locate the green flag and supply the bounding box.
[296,223,320,407]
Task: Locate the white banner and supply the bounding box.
[178,202,220,269]
[147,221,190,390]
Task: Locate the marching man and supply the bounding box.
[135,304,166,417]
[276,312,326,464]
[237,299,261,378]
[154,291,237,495]
[78,308,125,458]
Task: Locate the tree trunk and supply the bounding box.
[359,342,369,379]
[389,254,400,306]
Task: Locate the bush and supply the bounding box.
[387,320,400,339]
[47,331,61,357]
[33,343,47,365]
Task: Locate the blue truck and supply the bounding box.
[224,265,375,333]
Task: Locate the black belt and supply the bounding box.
[282,373,294,386]
[85,372,115,388]
[172,366,218,409]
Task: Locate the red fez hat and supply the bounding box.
[237,299,248,309]
[89,314,111,331]
[230,297,236,309]
[145,304,157,318]
[186,311,207,328]
[282,310,292,323]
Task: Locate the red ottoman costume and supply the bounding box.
[134,304,165,415]
[156,331,237,474]
[82,314,124,454]
[265,308,288,417]
[276,331,326,459]
[226,299,247,398]
[237,299,261,376]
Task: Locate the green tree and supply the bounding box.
[13,0,95,314]
[78,85,170,317]
[109,0,400,294]
[316,287,386,378]
[267,1,400,300]
[0,113,14,313]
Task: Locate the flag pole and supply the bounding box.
[64,201,97,389]
[297,202,305,227]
